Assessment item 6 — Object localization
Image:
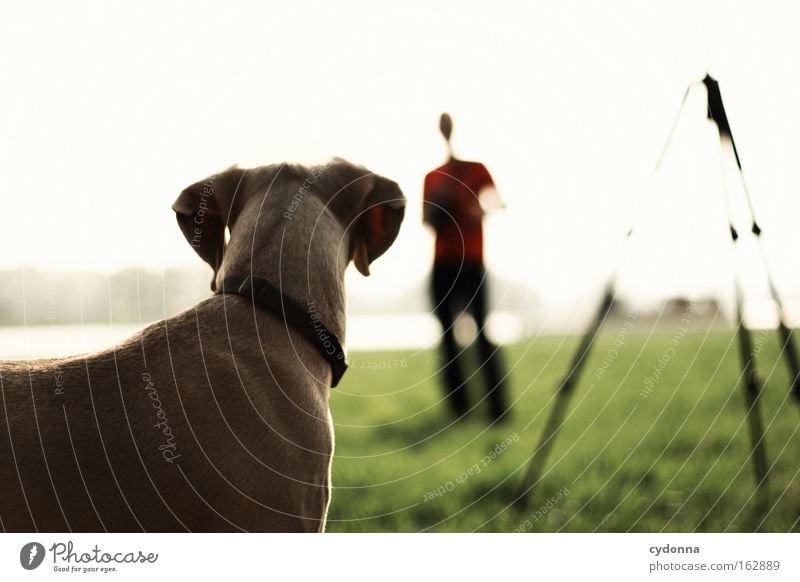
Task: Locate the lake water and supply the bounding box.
[0,312,525,359]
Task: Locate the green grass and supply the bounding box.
[327,322,800,532]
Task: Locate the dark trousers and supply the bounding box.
[431,261,508,420]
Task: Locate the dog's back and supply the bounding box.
[0,294,333,532]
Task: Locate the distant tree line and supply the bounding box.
[0,267,210,326]
[0,267,540,327]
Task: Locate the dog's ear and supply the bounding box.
[172,167,247,291]
[350,175,406,276]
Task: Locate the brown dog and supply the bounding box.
[0,159,405,532]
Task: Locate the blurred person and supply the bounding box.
[423,113,509,423]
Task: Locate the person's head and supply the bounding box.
[439,113,453,143]
[439,113,454,158]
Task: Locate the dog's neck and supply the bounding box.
[217,192,349,345]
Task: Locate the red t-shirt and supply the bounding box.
[423,159,494,265]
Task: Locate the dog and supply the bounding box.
[0,159,405,532]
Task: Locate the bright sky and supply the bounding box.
[2,0,799,317]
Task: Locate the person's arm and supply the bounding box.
[477,164,506,212]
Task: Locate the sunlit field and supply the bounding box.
[328,324,800,532]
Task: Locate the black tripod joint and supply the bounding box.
[791,377,800,403]
[558,377,574,395]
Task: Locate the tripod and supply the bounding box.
[515,74,800,511]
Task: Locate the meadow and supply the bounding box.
[327,319,800,532]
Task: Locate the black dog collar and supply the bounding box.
[216,275,348,387]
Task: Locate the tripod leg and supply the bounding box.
[514,81,696,514]
[722,222,771,504]
[713,99,773,500]
[761,266,800,405]
[776,321,800,404]
[709,76,800,407]
[514,377,576,511]
[515,286,615,510]
[748,222,800,407]
[733,285,771,499]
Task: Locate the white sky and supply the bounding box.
[2,0,799,315]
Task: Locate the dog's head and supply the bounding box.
[172,159,406,290]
